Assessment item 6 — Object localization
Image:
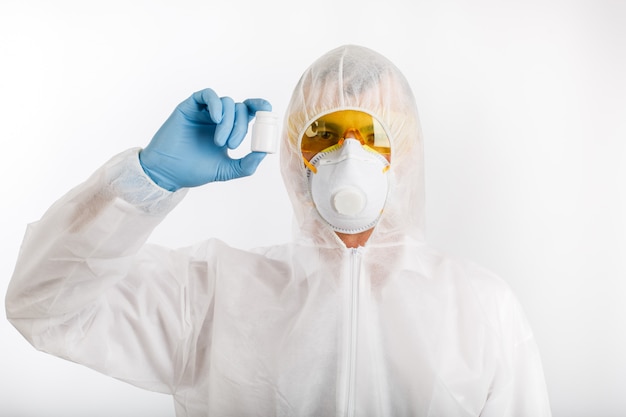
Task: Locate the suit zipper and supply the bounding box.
[341,247,362,417]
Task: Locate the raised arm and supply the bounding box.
[5,89,272,393]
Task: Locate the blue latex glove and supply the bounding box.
[139,88,272,191]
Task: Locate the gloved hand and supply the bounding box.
[139,88,272,191]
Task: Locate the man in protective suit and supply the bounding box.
[6,45,552,416]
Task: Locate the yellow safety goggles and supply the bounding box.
[300,110,391,160]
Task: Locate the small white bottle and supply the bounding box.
[251,111,279,153]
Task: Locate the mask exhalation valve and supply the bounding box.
[333,187,365,216]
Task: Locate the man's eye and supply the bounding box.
[317,131,336,141]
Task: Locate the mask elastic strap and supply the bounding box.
[302,156,317,174]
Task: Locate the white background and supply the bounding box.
[1,0,624,416]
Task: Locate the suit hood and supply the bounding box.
[280,45,425,247]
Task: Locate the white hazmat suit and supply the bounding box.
[6,45,552,416]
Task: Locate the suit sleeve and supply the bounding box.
[481,289,553,417]
[5,148,204,394]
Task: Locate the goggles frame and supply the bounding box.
[300,109,392,163]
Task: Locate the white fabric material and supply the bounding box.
[6,45,552,416]
[308,139,390,234]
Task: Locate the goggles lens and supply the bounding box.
[301,110,391,158]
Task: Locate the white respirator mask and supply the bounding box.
[306,139,390,234]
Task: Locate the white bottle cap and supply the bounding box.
[251,111,279,154]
